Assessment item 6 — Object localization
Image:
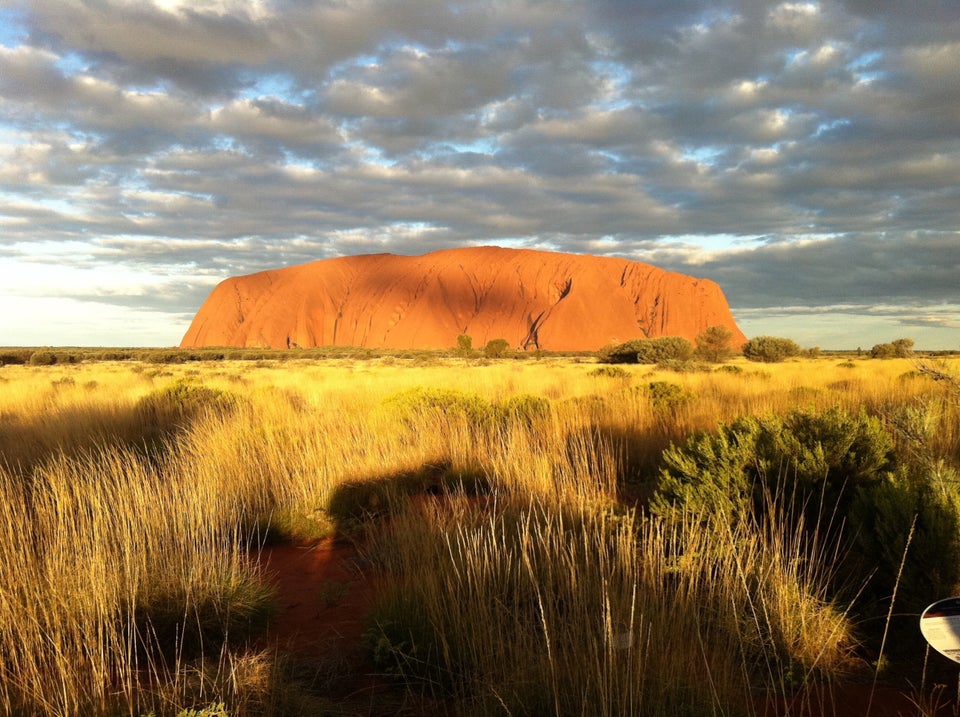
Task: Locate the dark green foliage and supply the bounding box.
[870,338,914,359]
[28,350,58,366]
[455,333,473,356]
[588,365,631,379]
[652,416,764,521]
[0,350,31,365]
[653,407,894,521]
[694,325,737,363]
[385,387,550,432]
[604,337,693,364]
[483,338,512,358]
[849,476,960,614]
[385,387,495,427]
[742,336,802,363]
[652,405,960,637]
[717,364,743,374]
[499,394,551,426]
[647,381,694,412]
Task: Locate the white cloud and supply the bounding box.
[0,0,956,347]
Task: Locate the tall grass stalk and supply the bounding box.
[367,495,855,715]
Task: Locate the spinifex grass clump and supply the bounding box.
[135,379,241,451]
[0,445,273,716]
[366,498,854,716]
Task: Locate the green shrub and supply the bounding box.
[656,359,711,373]
[588,365,631,379]
[652,415,764,521]
[694,325,737,363]
[742,336,802,363]
[483,338,511,358]
[455,334,473,357]
[385,387,495,427]
[605,336,693,364]
[498,394,551,426]
[28,350,58,366]
[651,405,960,641]
[870,338,914,359]
[655,407,894,519]
[647,381,694,412]
[849,474,960,614]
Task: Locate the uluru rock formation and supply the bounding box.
[180,246,746,352]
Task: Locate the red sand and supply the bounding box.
[259,538,376,659]
[181,246,746,351]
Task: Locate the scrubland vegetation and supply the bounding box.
[0,352,959,715]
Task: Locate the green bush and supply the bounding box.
[498,394,551,426]
[604,336,693,364]
[647,381,694,412]
[588,365,631,379]
[0,350,31,365]
[653,407,893,520]
[849,475,960,614]
[656,359,711,373]
[870,338,914,359]
[651,405,960,638]
[694,325,737,363]
[455,333,473,357]
[742,336,802,363]
[385,387,495,427]
[28,350,58,366]
[483,338,511,358]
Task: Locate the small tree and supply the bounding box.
[456,333,473,357]
[694,325,736,363]
[484,338,511,358]
[742,336,801,363]
[870,338,914,359]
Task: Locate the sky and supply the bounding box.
[0,0,958,350]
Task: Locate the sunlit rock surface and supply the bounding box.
[180,246,746,351]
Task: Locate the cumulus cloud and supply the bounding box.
[0,0,958,346]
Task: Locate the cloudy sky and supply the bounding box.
[1,0,958,349]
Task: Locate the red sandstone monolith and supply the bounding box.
[180,246,746,351]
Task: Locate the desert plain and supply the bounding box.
[1,347,959,716]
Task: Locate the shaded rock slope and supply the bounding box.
[180,246,746,351]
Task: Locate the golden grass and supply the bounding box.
[0,355,956,714]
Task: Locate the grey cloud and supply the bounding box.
[0,0,957,346]
[634,232,960,310]
[55,282,218,315]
